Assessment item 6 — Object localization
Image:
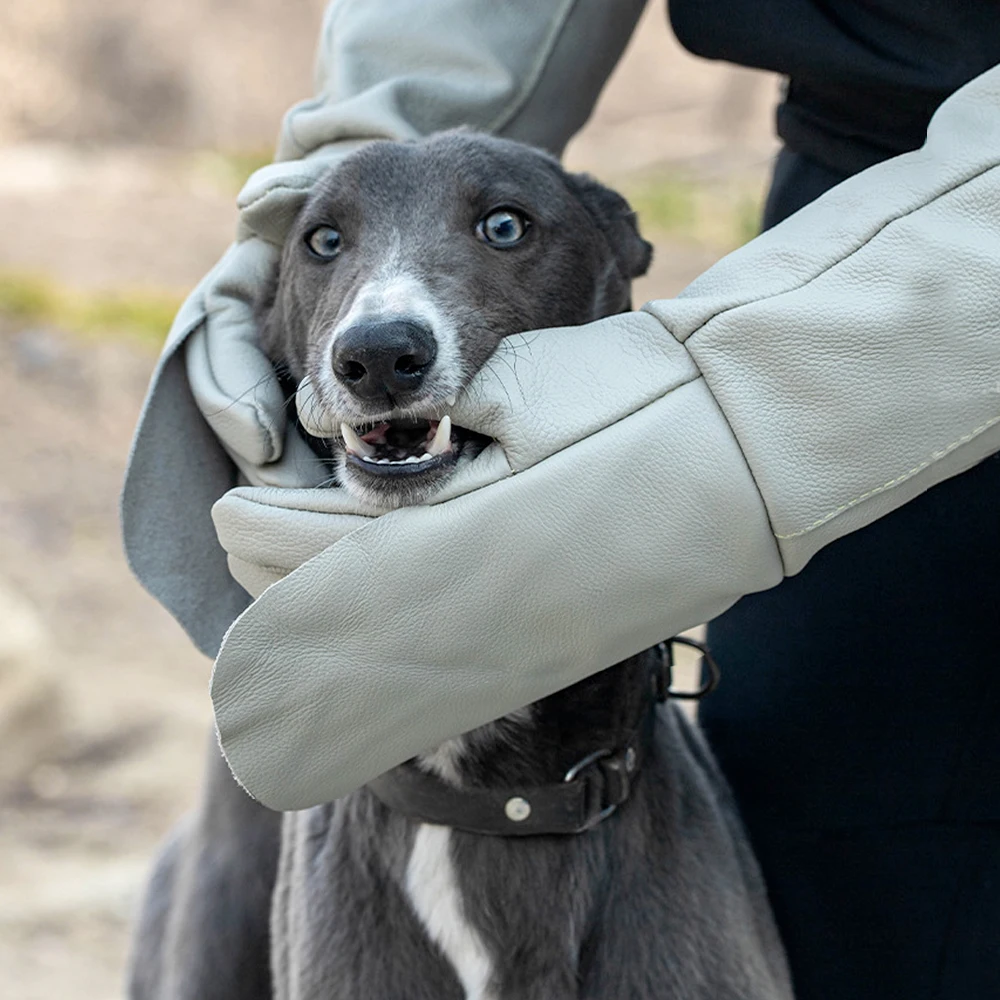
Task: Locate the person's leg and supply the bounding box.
[702,148,1000,1000]
[760,147,848,230]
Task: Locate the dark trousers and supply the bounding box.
[702,148,1000,1000]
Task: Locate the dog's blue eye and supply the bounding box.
[477,210,528,247]
[306,226,342,259]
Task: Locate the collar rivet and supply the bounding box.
[504,796,531,822]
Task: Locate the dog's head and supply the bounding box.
[257,130,651,507]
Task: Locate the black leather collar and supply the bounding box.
[366,637,720,838]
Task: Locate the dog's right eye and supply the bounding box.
[305,226,342,260]
[477,209,528,248]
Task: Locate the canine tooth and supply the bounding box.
[445,394,457,407]
[420,453,433,461]
[377,458,390,464]
[427,414,452,456]
[341,422,375,458]
[404,454,422,463]
[361,455,377,463]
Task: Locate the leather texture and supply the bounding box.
[118,0,1000,809]
[212,376,783,808]
[647,78,1000,570]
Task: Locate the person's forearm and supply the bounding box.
[643,64,1000,572]
[276,0,647,161]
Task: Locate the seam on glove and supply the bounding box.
[283,0,580,156]
[683,367,783,549]
[627,319,782,550]
[217,492,377,573]
[238,231,286,251]
[233,556,295,576]
[774,413,1000,540]
[239,175,318,214]
[485,0,580,134]
[679,160,1000,346]
[676,160,1000,544]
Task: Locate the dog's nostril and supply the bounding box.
[339,360,367,383]
[394,354,424,376]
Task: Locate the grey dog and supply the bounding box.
[128,132,793,1000]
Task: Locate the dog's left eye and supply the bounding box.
[305,226,342,259]
[477,209,528,247]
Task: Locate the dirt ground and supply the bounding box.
[0,7,779,998]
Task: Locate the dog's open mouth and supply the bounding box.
[339,415,459,477]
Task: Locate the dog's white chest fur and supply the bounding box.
[405,823,497,1000]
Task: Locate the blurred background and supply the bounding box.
[0,2,779,996]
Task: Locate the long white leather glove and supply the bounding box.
[207,68,1000,809]
[120,0,646,657]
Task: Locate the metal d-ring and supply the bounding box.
[563,747,613,783]
[563,747,620,830]
[656,636,721,700]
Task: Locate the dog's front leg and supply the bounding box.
[128,738,281,1000]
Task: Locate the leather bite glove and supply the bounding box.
[210,67,1000,808]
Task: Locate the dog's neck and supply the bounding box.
[416,648,657,792]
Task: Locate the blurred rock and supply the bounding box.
[12,327,66,376]
[0,0,777,169]
[0,0,327,149]
[0,577,64,786]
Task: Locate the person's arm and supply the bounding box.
[120,0,649,656]
[208,66,1000,809]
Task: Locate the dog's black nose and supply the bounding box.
[331,320,437,400]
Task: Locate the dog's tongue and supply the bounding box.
[360,420,440,449]
[360,423,391,445]
[344,417,452,463]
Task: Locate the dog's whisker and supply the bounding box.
[200,370,282,418]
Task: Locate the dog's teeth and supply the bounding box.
[376,458,390,465]
[404,455,423,463]
[420,452,433,461]
[341,422,375,458]
[445,394,457,407]
[361,455,377,463]
[427,414,452,457]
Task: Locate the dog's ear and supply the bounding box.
[253,257,297,377]
[567,172,653,280]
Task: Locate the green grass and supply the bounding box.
[0,271,181,347]
[622,174,699,235]
[0,146,275,344]
[0,162,763,348]
[620,170,765,251]
[192,148,275,195]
